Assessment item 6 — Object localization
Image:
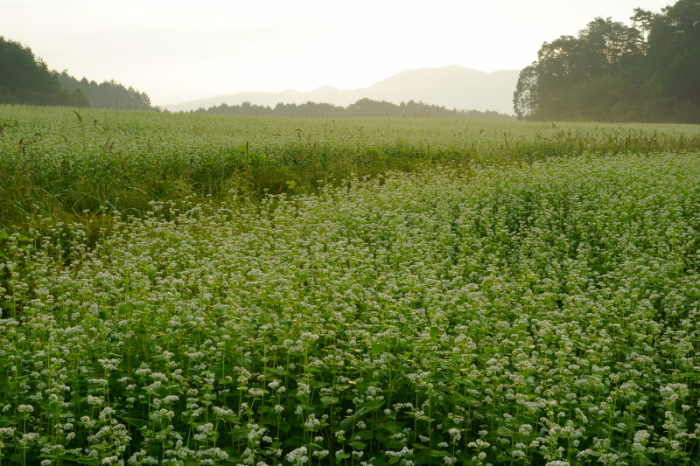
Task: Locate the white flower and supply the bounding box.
[286,446,308,464]
[518,424,533,435]
[86,395,103,406]
[304,414,321,429]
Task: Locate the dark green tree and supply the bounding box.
[0,36,86,106]
[513,65,539,119]
[191,98,514,120]
[630,8,656,54]
[513,0,700,123]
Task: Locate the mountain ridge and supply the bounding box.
[163,66,520,114]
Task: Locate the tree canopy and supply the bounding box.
[0,37,88,107]
[189,98,515,120]
[0,36,152,110]
[58,72,153,110]
[513,0,700,123]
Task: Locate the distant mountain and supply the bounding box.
[163,66,520,114]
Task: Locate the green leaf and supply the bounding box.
[415,450,433,465]
[353,430,374,440]
[380,421,406,434]
[496,426,513,436]
[354,400,385,417]
[231,427,252,441]
[372,343,387,355]
[0,417,15,428]
[122,417,147,429]
[340,417,355,430]
[278,422,291,433]
[283,436,306,447]
[349,441,367,450]
[370,457,389,466]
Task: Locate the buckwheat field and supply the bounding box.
[2,106,700,466]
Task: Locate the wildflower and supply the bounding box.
[86,395,103,405]
[304,414,321,429]
[286,446,308,464]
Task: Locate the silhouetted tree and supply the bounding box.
[58,72,153,110]
[189,98,514,120]
[0,37,87,107]
[514,0,700,123]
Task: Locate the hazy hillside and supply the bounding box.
[164,66,520,114]
[513,1,700,123]
[0,36,89,107]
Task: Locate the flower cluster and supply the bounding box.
[2,148,700,464]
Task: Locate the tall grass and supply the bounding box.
[2,106,700,240]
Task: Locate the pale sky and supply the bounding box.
[2,0,673,105]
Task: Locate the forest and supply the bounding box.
[57,72,153,110]
[0,36,153,110]
[189,98,515,119]
[513,0,700,123]
[4,0,700,124]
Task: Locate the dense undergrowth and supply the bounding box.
[1,147,700,465]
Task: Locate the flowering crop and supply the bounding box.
[2,147,700,465]
[3,105,700,237]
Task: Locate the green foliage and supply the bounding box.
[536,75,645,122]
[192,98,514,120]
[514,0,700,123]
[2,151,700,464]
[0,35,152,111]
[58,72,153,110]
[0,37,87,107]
[3,106,700,239]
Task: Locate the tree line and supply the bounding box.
[514,0,700,123]
[0,37,153,110]
[188,98,515,120]
[57,72,152,110]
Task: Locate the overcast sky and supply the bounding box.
[2,0,674,105]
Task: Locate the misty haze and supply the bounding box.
[164,67,520,115]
